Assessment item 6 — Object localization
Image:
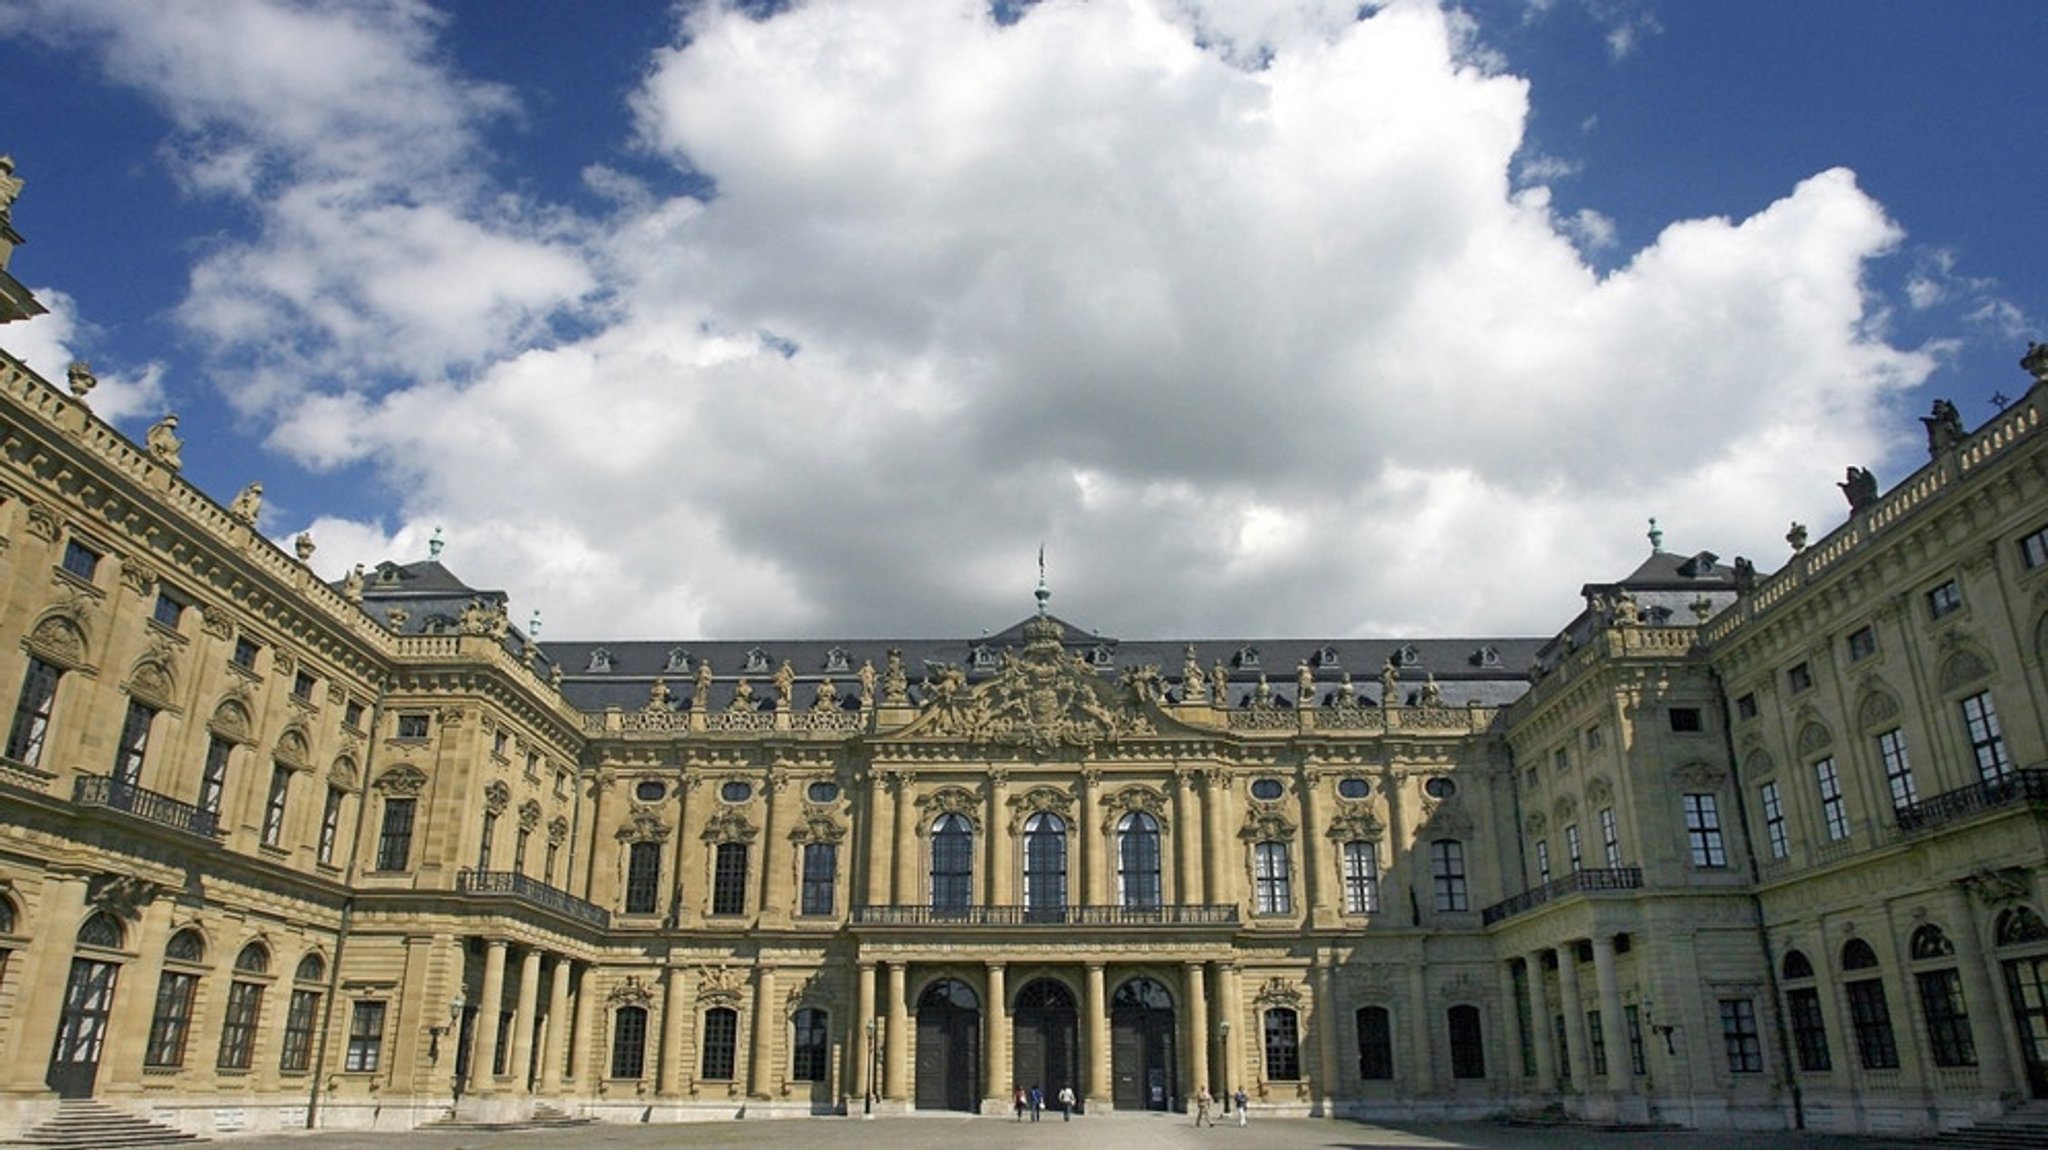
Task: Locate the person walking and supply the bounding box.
[1057,1084,1075,1121]
[1029,1084,1043,1122]
[1194,1085,1213,1127]
[1013,1085,1026,1121]
[1233,1088,1248,1127]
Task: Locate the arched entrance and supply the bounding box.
[47,913,124,1098]
[1111,977,1177,1111]
[1012,978,1080,1104]
[915,978,981,1111]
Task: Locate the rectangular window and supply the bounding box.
[514,828,530,876]
[800,842,837,916]
[1786,986,1831,1071]
[1623,1004,1646,1075]
[112,699,156,787]
[1720,999,1763,1073]
[1815,757,1850,841]
[1760,782,1789,860]
[1263,1009,1301,1079]
[292,670,316,701]
[262,764,292,846]
[1584,723,1604,751]
[477,812,497,872]
[700,1007,738,1079]
[280,988,320,1073]
[1877,728,1918,810]
[1254,841,1293,915]
[198,736,233,818]
[1846,979,1900,1069]
[318,786,344,865]
[791,1008,829,1082]
[1534,839,1551,884]
[1735,693,1759,721]
[1564,824,1583,873]
[611,1006,648,1079]
[1846,625,1878,662]
[1342,840,1380,914]
[217,980,264,1070]
[712,841,748,915]
[1431,840,1469,911]
[7,656,63,767]
[343,699,366,730]
[491,729,509,758]
[144,970,198,1067]
[545,842,560,885]
[1916,969,1976,1068]
[1552,747,1569,773]
[624,841,662,914]
[1927,579,1963,618]
[375,797,415,871]
[2022,523,2048,570]
[1599,807,1622,868]
[232,635,260,670]
[61,539,101,581]
[1447,1005,1486,1079]
[344,1001,386,1072]
[395,712,429,740]
[1587,1008,1607,1075]
[1786,662,1814,693]
[1683,794,1727,868]
[1961,691,2013,782]
[152,589,186,628]
[524,751,541,779]
[1669,707,1703,732]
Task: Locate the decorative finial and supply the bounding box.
[1647,517,1663,554]
[428,526,444,560]
[527,610,542,639]
[1786,521,1808,552]
[1034,543,1050,617]
[1991,391,2012,411]
[66,361,97,399]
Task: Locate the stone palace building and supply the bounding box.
[1,159,2046,1142]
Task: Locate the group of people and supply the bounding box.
[1193,1086,1250,1128]
[1011,1083,1078,1121]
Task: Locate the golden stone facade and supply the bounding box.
[2,182,2047,1140]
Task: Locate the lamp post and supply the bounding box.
[1218,1019,1230,1114]
[865,1017,880,1115]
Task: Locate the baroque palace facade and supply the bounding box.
[1,163,2047,1142]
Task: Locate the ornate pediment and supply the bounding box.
[1007,784,1074,832]
[914,786,983,833]
[607,975,654,1009]
[697,963,745,1007]
[374,764,427,796]
[912,616,1155,753]
[699,807,756,845]
[1238,806,1297,842]
[483,781,512,814]
[1101,786,1168,833]
[1326,808,1384,841]
[788,810,846,844]
[1253,977,1304,1008]
[617,804,674,843]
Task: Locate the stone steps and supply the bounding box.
[11,1099,203,1150]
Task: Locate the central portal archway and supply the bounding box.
[915,978,981,1112]
[1111,977,1177,1111]
[1012,978,1080,1104]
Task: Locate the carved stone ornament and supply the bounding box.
[373,764,428,796]
[87,872,166,923]
[1551,794,1577,824]
[549,815,570,844]
[25,612,90,669]
[699,807,757,845]
[1007,784,1075,832]
[697,964,745,1007]
[912,616,1155,753]
[198,606,235,641]
[1671,760,1728,789]
[1435,972,1486,1004]
[783,974,829,1019]
[327,756,359,792]
[1857,690,1901,730]
[1101,786,1168,833]
[484,781,512,814]
[1939,648,1994,693]
[1252,977,1305,1008]
[1962,866,2034,907]
[519,799,543,830]
[1325,809,1383,841]
[914,786,983,834]
[272,726,311,770]
[208,688,255,743]
[789,811,847,844]
[24,501,60,542]
[617,805,673,843]
[1795,722,1832,756]
[124,655,177,711]
[1585,775,1614,807]
[1238,807,1298,842]
[118,559,159,598]
[1423,800,1475,837]
[1525,812,1548,838]
[606,976,655,1009]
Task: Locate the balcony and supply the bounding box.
[1481,867,1642,927]
[72,773,221,837]
[1895,769,2048,835]
[456,868,610,929]
[853,904,1239,928]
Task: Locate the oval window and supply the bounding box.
[634,780,665,802]
[721,780,753,803]
[1249,778,1284,801]
[1423,776,1456,800]
[807,781,840,804]
[1337,777,1370,800]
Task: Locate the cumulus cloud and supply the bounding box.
[9,0,1938,641]
[2,288,166,423]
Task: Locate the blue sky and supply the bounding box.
[2,0,2042,641]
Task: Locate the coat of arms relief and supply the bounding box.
[914,616,1156,753]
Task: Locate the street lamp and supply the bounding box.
[865,1017,881,1115]
[430,990,466,1062]
[1218,1019,1230,1114]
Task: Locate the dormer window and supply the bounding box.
[1396,644,1419,668]
[665,647,691,673]
[1472,645,1501,668]
[1090,644,1116,667]
[744,647,771,673]
[1314,645,1340,668]
[1677,551,1720,578]
[1234,646,1260,669]
[971,644,997,670]
[825,647,850,673]
[375,562,402,585]
[587,648,614,673]
[1645,606,1673,626]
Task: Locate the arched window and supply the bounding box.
[1910,925,1955,960]
[282,954,325,1073]
[1117,811,1161,909]
[791,1007,829,1082]
[77,912,123,949]
[1839,939,1897,1070]
[147,930,206,1068]
[1023,812,1067,917]
[165,928,206,964]
[295,953,325,982]
[1781,949,1814,980]
[611,1005,648,1079]
[1263,1007,1300,1079]
[1356,1006,1393,1079]
[1997,907,2048,946]
[700,1006,739,1080]
[1447,1004,1486,1079]
[930,813,973,912]
[235,942,271,974]
[1840,939,1880,971]
[0,894,15,934]
[219,946,269,1070]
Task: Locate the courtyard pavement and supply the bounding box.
[194,1113,1925,1150]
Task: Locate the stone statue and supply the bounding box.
[649,677,671,709]
[1421,673,1443,706]
[343,564,365,603]
[66,361,97,399]
[1252,674,1272,707]
[293,532,315,563]
[1180,645,1206,703]
[773,659,796,706]
[1786,521,1809,552]
[1212,661,1230,704]
[813,678,838,711]
[1296,661,1315,706]
[2023,341,2048,385]
[1838,466,1879,513]
[1611,588,1641,627]
[1121,663,1161,704]
[0,155,22,223]
[1921,398,1966,456]
[549,663,564,688]
[694,657,714,705]
[229,482,263,523]
[1733,556,1757,593]
[857,659,877,708]
[1340,673,1356,704]
[146,413,183,469]
[1380,659,1399,705]
[731,677,754,711]
[882,649,909,705]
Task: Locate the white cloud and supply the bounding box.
[1,288,166,423]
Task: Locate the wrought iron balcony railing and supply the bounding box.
[853,903,1239,928]
[1895,769,2048,835]
[456,868,611,929]
[72,773,221,837]
[1480,867,1642,927]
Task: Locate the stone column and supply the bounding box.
[758,768,788,923]
[1527,952,1557,1090]
[541,958,571,1093]
[1203,770,1231,909]
[1084,962,1110,1104]
[1498,961,1526,1088]
[988,771,1013,906]
[1173,768,1202,903]
[511,946,543,1092]
[1218,963,1244,1101]
[1185,962,1211,1106]
[6,874,89,1091]
[1591,936,1631,1095]
[1298,770,1331,927]
[865,770,894,909]
[568,967,593,1086]
[1314,956,1341,1111]
[885,962,908,1100]
[1080,770,1102,907]
[1555,944,1589,1091]
[1384,770,1412,922]
[469,938,508,1093]
[1952,887,2016,1094]
[891,774,916,905]
[985,962,1008,1108]
[659,962,688,1097]
[853,963,877,1105]
[1407,952,1435,1095]
[750,964,778,1098]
